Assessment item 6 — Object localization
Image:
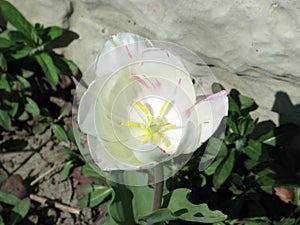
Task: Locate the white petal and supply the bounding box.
[95,33,153,78]
[175,121,200,154]
[87,135,144,171]
[78,80,103,137]
[194,91,228,145]
[133,143,171,164]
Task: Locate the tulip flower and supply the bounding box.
[76,33,228,185]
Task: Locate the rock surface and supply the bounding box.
[7,0,300,124]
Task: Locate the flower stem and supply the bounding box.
[151,166,164,212]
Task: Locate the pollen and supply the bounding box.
[120,99,178,148]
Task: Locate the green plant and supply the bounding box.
[165,83,300,224]
[0,0,80,135]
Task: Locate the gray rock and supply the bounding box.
[7,0,300,125]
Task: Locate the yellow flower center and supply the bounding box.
[120,99,178,147]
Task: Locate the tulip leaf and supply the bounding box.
[130,185,154,219]
[51,123,68,141]
[213,151,235,189]
[78,186,112,208]
[8,198,30,225]
[109,182,138,225]
[34,52,59,85]
[140,189,227,223]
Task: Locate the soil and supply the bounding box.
[0,131,102,225]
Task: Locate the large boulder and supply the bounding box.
[7,0,300,124]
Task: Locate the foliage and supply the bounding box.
[0,1,81,224]
[0,0,80,135]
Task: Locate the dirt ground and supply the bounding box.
[0,131,104,225]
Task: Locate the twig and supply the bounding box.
[29,194,80,215]
[30,163,62,186]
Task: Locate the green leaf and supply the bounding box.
[16,75,31,90]
[58,102,72,120]
[139,208,178,224]
[226,113,239,134]
[51,124,68,141]
[8,30,35,46]
[0,109,11,130]
[0,191,20,205]
[130,185,154,219]
[8,198,30,225]
[0,52,7,70]
[11,45,32,59]
[25,97,40,115]
[213,151,235,189]
[43,26,63,41]
[242,139,268,161]
[78,186,112,207]
[257,124,299,146]
[34,52,59,85]
[109,182,137,225]
[60,160,72,181]
[0,74,11,92]
[238,116,255,137]
[212,83,225,93]
[0,1,35,39]
[80,164,102,178]
[0,36,16,48]
[0,215,4,225]
[239,95,255,110]
[167,188,227,223]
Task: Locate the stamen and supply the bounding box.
[163,124,177,130]
[119,121,142,127]
[135,101,149,115]
[159,100,169,115]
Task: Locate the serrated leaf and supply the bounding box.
[25,97,40,115]
[51,123,68,141]
[78,186,112,207]
[8,198,30,225]
[213,151,235,189]
[139,208,178,224]
[34,52,59,85]
[60,160,72,181]
[0,191,20,205]
[0,109,11,130]
[168,188,227,223]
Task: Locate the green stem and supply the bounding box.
[151,166,164,212]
